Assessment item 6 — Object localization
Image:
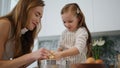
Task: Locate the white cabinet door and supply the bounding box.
[93,0,120,32]
[39,0,68,36]
[40,0,94,36]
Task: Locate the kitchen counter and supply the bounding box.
[35,64,105,68]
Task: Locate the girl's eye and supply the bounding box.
[63,21,66,23]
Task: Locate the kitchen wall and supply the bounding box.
[39,0,120,36]
[0,0,120,36]
[39,0,94,36]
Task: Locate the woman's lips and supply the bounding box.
[32,22,37,27]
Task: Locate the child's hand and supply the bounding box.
[48,50,55,59]
[53,52,63,60]
[57,47,63,52]
[48,50,63,60]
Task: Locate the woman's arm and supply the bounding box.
[0,48,49,68]
[0,53,35,68]
[0,48,47,67]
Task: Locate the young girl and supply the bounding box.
[0,0,50,67]
[54,3,92,64]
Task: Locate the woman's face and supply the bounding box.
[26,6,44,30]
[62,12,79,32]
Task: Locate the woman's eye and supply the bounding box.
[35,14,39,17]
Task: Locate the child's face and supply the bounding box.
[26,6,44,30]
[62,12,79,32]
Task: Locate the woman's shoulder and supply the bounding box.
[0,18,11,31]
[0,18,11,26]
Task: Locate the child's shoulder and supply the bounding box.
[77,27,87,32]
[61,29,70,36]
[62,29,68,33]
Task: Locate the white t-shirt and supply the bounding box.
[58,27,88,64]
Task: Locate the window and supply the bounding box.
[0,0,18,16]
[10,0,18,10]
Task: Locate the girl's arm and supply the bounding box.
[55,47,79,60]
[57,47,63,52]
[55,27,88,60]
[60,47,79,57]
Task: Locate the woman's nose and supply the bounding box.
[36,18,41,24]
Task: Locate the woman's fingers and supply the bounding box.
[38,48,51,59]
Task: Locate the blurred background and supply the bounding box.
[0,0,120,68]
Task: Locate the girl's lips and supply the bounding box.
[67,27,71,30]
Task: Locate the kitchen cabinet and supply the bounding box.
[1,0,119,35]
[93,0,120,32]
[40,0,120,36]
[40,0,94,36]
[65,0,120,33]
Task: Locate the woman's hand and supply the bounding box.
[32,48,50,60]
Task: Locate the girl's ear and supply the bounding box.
[77,15,81,22]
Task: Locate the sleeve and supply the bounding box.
[74,27,88,54]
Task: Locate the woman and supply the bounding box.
[0,0,49,67]
[54,3,92,64]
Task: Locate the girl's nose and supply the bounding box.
[65,23,70,27]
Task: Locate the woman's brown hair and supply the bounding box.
[61,3,92,57]
[0,0,45,58]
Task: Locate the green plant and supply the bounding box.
[92,38,105,59]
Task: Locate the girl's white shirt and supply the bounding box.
[58,27,88,64]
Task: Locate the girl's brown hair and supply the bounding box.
[61,3,92,57]
[0,0,45,58]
